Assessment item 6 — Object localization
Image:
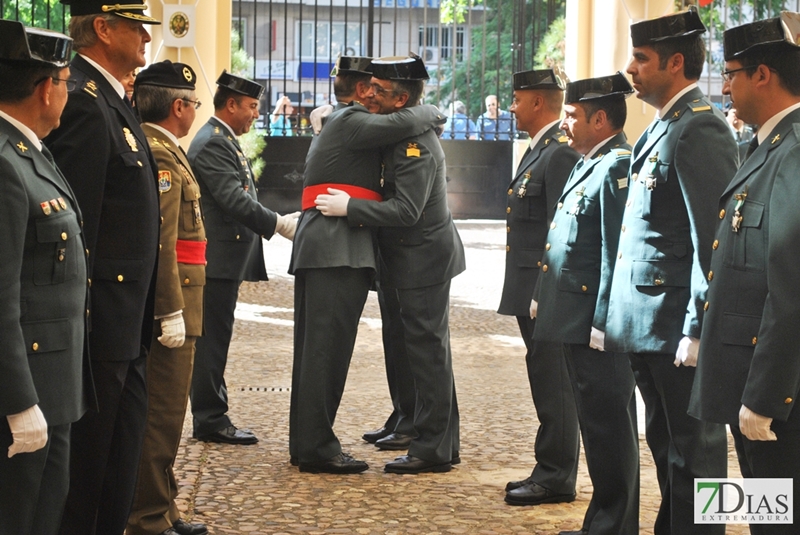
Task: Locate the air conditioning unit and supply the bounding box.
[418,46,439,64]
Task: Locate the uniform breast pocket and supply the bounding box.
[639,160,670,219]
[565,196,597,244]
[723,201,765,273]
[631,259,691,294]
[119,150,147,172]
[34,212,83,286]
[181,186,202,232]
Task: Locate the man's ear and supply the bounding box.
[172,97,184,118]
[93,16,113,46]
[38,76,55,107]
[394,92,410,109]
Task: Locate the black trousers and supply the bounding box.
[629,353,727,535]
[564,344,639,535]
[59,356,148,535]
[519,316,580,494]
[191,278,240,437]
[0,422,70,535]
[290,267,372,462]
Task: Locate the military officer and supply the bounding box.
[126,61,208,535]
[188,71,296,445]
[43,1,162,533]
[603,7,738,534]
[0,21,89,535]
[289,56,445,473]
[498,69,581,507]
[533,72,639,535]
[316,55,465,474]
[690,14,800,533]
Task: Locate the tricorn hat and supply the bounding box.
[135,60,196,90]
[723,11,800,61]
[330,55,373,77]
[61,0,160,24]
[630,6,706,48]
[512,69,566,91]
[369,54,429,81]
[216,70,264,99]
[565,72,634,104]
[0,20,73,68]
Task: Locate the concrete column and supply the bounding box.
[147,0,232,139]
[565,0,675,141]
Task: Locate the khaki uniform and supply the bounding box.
[127,124,206,535]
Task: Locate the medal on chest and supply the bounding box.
[732,185,749,233]
[645,151,659,191]
[517,171,531,198]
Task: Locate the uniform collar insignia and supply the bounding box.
[16,141,28,153]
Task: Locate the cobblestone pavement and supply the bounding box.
[171,221,749,535]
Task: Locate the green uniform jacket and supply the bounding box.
[346,128,465,289]
[142,124,205,336]
[0,117,89,426]
[290,103,444,273]
[188,117,277,282]
[690,109,800,425]
[497,123,579,317]
[533,133,631,343]
[605,88,738,354]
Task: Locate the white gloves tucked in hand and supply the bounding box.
[739,405,777,441]
[529,299,538,319]
[589,327,606,352]
[275,211,300,241]
[7,404,48,458]
[158,312,185,348]
[674,336,699,367]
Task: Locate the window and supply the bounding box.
[418,25,466,62]
[298,21,364,61]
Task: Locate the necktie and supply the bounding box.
[745,137,759,158]
[40,144,56,165]
[123,94,134,109]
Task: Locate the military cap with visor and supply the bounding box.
[0,19,73,67]
[369,55,429,81]
[135,60,197,90]
[723,11,800,61]
[512,69,566,91]
[215,69,264,99]
[60,0,160,24]
[330,55,373,77]
[565,71,634,104]
[630,5,706,48]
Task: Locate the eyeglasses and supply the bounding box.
[371,83,395,97]
[721,66,755,82]
[37,77,77,91]
[181,98,202,109]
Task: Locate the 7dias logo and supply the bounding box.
[695,479,793,524]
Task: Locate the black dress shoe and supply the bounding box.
[172,519,208,535]
[384,455,451,474]
[299,452,369,474]
[196,425,258,445]
[362,426,391,444]
[558,530,588,535]
[159,529,179,535]
[505,474,533,492]
[505,481,576,506]
[375,432,415,450]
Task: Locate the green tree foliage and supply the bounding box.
[533,16,565,70]
[2,0,69,32]
[231,28,266,181]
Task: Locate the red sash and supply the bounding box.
[176,239,206,265]
[301,183,383,210]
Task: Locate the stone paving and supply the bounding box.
[170,221,749,535]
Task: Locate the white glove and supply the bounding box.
[7,404,48,458]
[158,312,185,348]
[274,211,300,241]
[739,405,777,441]
[529,299,538,319]
[315,188,351,217]
[309,104,334,134]
[674,336,699,367]
[589,327,606,352]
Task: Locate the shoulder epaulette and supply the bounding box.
[556,134,570,144]
[612,148,632,158]
[688,99,712,113]
[82,80,98,98]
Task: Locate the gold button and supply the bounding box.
[61,231,67,240]
[752,336,757,345]
[719,209,726,219]
[506,207,511,214]
[618,252,622,259]
[537,261,542,267]
[542,265,548,272]
[508,188,513,195]
[621,225,626,232]
[557,202,563,209]
[785,397,793,404]
[506,226,510,233]
[632,172,638,181]
[88,278,92,287]
[236,234,240,240]
[32,342,39,351]
[137,161,143,167]
[655,278,663,286]
[703,301,709,311]
[581,285,588,292]
[545,243,551,251]
[712,240,719,250]
[184,278,190,284]
[117,275,124,282]
[506,245,510,252]
[85,248,90,256]
[160,216,164,225]
[86,309,90,317]
[159,244,162,250]
[550,222,556,229]
[708,271,714,281]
